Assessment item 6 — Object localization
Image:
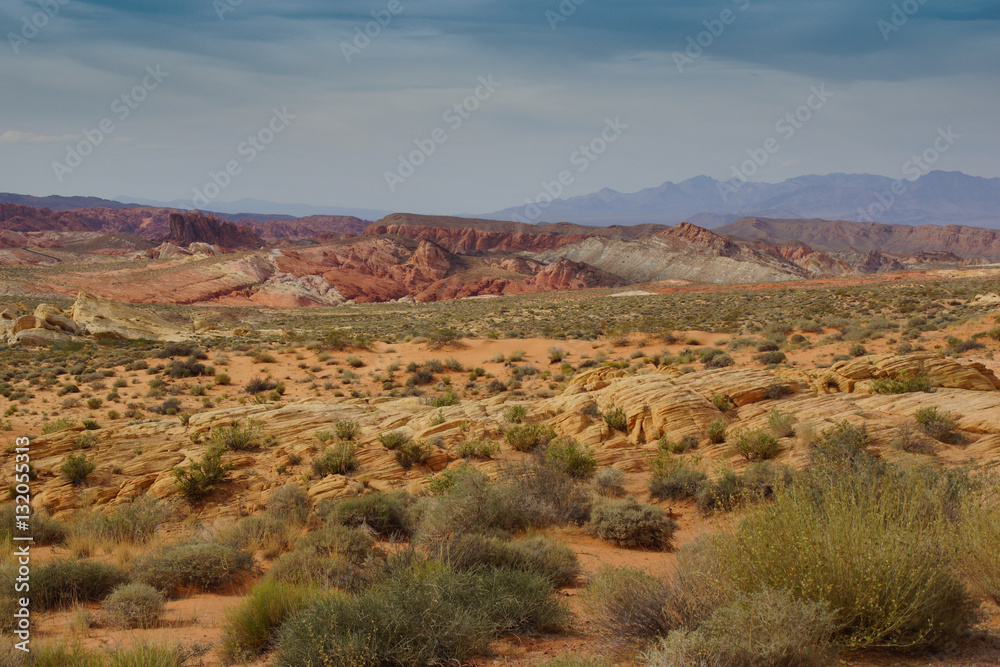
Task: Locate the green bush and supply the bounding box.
[312,443,359,476]
[848,344,867,357]
[703,465,978,650]
[333,419,361,441]
[435,534,580,588]
[503,404,527,423]
[296,524,376,565]
[871,372,932,395]
[267,484,311,523]
[61,454,96,486]
[209,420,261,451]
[321,492,416,538]
[695,469,744,514]
[75,431,98,449]
[103,583,166,629]
[644,588,838,667]
[914,406,958,443]
[394,439,432,468]
[417,467,531,543]
[767,408,795,438]
[220,578,314,663]
[135,542,253,596]
[377,431,410,450]
[589,497,677,550]
[732,428,779,461]
[706,418,727,444]
[41,417,75,434]
[809,421,870,467]
[270,550,365,591]
[602,408,628,432]
[454,438,500,459]
[7,559,129,611]
[77,496,167,545]
[505,423,557,452]
[648,455,707,501]
[223,515,294,557]
[173,447,231,501]
[274,564,566,667]
[544,438,597,478]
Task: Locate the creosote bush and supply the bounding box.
[320,492,416,538]
[312,443,359,476]
[505,423,557,452]
[602,407,628,432]
[544,438,597,478]
[221,578,315,663]
[914,406,958,443]
[135,542,253,597]
[61,453,96,486]
[732,428,779,461]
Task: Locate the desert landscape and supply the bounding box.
[1,211,1000,665]
[4,1,1000,664]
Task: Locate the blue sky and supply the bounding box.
[0,0,997,214]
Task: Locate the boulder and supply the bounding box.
[69,290,188,342]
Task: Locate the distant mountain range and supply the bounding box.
[483,171,1000,229]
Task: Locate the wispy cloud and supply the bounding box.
[0,130,81,145]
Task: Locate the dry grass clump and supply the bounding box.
[134,542,253,597]
[220,579,315,664]
[103,583,166,629]
[588,497,677,551]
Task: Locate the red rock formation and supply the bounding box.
[165,213,264,249]
[365,224,591,254]
[0,204,95,232]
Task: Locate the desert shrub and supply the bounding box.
[848,343,867,357]
[136,542,252,596]
[42,417,76,435]
[166,357,208,379]
[0,506,65,546]
[544,438,597,478]
[61,453,96,486]
[297,524,376,565]
[809,421,870,467]
[21,560,128,611]
[103,583,165,629]
[173,448,231,501]
[695,469,744,514]
[393,439,432,468]
[914,406,958,443]
[704,353,735,369]
[312,443,359,476]
[503,460,594,527]
[215,372,232,385]
[321,492,416,538]
[209,420,261,451]
[223,515,295,557]
[267,484,311,523]
[417,467,531,543]
[77,496,168,545]
[740,461,794,500]
[431,389,460,408]
[503,404,528,423]
[156,343,205,359]
[333,419,361,441]
[957,488,1000,604]
[711,394,735,415]
[435,534,580,588]
[732,428,779,461]
[377,431,410,450]
[220,579,314,663]
[602,407,628,432]
[273,565,566,667]
[583,565,675,641]
[505,423,557,452]
[704,465,979,650]
[594,467,626,497]
[648,455,707,501]
[871,372,932,395]
[644,588,838,667]
[244,376,277,394]
[756,351,787,366]
[454,438,500,459]
[589,497,677,550]
[706,418,727,443]
[764,382,792,400]
[767,408,795,438]
[270,550,366,591]
[537,658,613,667]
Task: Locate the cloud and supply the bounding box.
[0,131,82,145]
